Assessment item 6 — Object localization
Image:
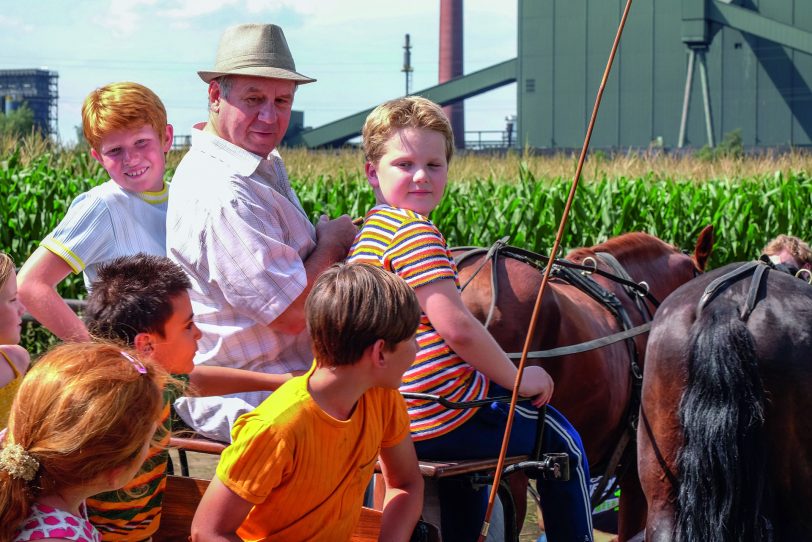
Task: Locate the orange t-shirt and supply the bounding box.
[216,364,410,541]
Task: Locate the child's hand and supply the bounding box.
[518,365,554,407]
[315,214,358,252]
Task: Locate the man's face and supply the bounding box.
[209,75,295,157]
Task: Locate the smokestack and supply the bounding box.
[439,0,464,149]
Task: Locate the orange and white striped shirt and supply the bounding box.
[347,205,489,441]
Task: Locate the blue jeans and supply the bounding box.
[414,387,593,542]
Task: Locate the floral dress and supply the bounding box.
[14,502,101,542]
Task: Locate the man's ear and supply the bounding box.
[133,332,154,356]
[365,161,380,188]
[208,80,221,113]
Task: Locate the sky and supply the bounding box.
[0,0,518,145]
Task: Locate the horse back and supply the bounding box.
[643,263,812,541]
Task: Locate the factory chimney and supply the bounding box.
[439,0,464,149]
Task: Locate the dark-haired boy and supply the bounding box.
[83,253,295,541]
[191,263,424,542]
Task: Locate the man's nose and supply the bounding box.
[257,102,277,123]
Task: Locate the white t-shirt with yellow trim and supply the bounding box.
[41,179,168,289]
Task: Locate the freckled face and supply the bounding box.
[91,124,172,193]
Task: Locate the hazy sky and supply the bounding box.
[0,0,518,144]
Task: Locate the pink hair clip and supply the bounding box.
[120,351,147,374]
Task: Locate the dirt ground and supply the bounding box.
[173,449,616,541]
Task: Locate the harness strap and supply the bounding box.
[454,243,662,307]
[503,245,662,308]
[696,260,761,318]
[506,322,651,359]
[457,237,510,291]
[742,262,769,321]
[596,251,654,321]
[590,430,631,509]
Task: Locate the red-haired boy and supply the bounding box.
[19,82,173,342]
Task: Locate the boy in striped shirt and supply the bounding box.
[347,96,594,542]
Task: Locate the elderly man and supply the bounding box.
[167,23,356,441]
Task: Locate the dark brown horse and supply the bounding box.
[638,261,812,542]
[454,226,714,541]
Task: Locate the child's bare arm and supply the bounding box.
[415,279,554,406]
[378,436,424,542]
[17,248,91,342]
[191,476,253,542]
[188,366,304,397]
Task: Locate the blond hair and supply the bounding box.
[0,342,166,539]
[0,253,13,292]
[762,234,812,267]
[306,263,420,367]
[82,82,168,151]
[362,96,454,165]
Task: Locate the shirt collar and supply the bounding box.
[191,126,280,178]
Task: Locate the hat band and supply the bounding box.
[216,53,296,72]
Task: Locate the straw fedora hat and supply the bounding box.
[198,23,316,84]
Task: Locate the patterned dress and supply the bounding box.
[14,502,101,542]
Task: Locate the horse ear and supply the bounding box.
[693,225,715,272]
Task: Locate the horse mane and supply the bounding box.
[567,232,673,262]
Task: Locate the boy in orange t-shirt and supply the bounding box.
[192,263,424,542]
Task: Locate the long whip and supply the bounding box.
[477,1,634,539]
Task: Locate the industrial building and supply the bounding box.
[0,69,59,138]
[303,0,812,150]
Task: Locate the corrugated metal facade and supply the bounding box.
[518,0,812,149]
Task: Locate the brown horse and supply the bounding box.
[454,226,714,541]
[638,261,812,542]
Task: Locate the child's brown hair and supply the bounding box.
[362,96,454,165]
[82,82,168,151]
[306,263,420,367]
[0,342,166,539]
[85,254,192,345]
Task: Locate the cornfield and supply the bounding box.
[2,137,811,354]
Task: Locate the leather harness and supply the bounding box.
[452,241,658,508]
